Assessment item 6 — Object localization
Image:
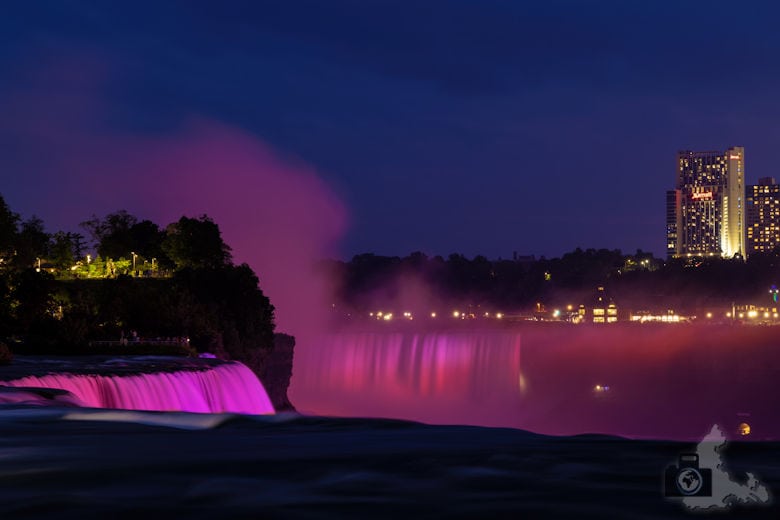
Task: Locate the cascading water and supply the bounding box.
[292,330,523,428]
[291,326,780,440]
[0,360,274,415]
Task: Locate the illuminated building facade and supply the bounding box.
[746,177,780,254]
[665,190,680,258]
[667,147,745,258]
[591,286,617,323]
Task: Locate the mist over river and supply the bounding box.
[1,324,779,518]
[291,323,780,441]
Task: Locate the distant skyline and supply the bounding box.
[3,1,780,261]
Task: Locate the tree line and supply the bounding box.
[0,194,275,366]
[325,248,780,315]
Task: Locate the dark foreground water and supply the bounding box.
[0,408,777,519]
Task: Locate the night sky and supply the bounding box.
[3,1,780,262]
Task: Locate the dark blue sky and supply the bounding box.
[3,1,780,259]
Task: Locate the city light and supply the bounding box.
[356,300,778,326]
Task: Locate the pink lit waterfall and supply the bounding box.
[1,362,274,415]
[291,331,523,427]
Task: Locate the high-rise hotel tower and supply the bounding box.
[666,147,745,259]
[746,177,780,254]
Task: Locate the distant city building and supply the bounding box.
[746,177,780,255]
[666,147,746,259]
[665,190,680,258]
[591,286,617,323]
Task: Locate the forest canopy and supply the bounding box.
[0,194,275,362]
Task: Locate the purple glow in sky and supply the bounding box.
[4,1,780,260]
[1,54,346,337]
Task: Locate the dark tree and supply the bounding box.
[12,269,57,334]
[70,232,87,260]
[128,220,168,267]
[0,194,19,263]
[81,210,138,260]
[162,215,232,270]
[14,216,49,270]
[81,211,169,271]
[49,232,73,270]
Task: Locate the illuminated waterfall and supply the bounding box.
[292,331,523,427]
[291,327,780,440]
[1,362,274,415]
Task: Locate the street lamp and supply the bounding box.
[131,252,138,275]
[770,285,778,303]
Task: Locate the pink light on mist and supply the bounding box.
[294,325,780,441]
[0,55,348,342]
[102,119,348,339]
[294,330,523,427]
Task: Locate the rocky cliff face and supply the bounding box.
[259,333,295,411]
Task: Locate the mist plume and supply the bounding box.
[0,53,348,342]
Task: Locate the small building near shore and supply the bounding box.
[591,286,618,323]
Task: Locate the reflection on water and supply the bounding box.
[291,325,780,440]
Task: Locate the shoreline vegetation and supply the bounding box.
[0,194,294,408]
[323,249,780,324]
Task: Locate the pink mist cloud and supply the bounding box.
[109,120,348,339]
[1,53,348,341]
